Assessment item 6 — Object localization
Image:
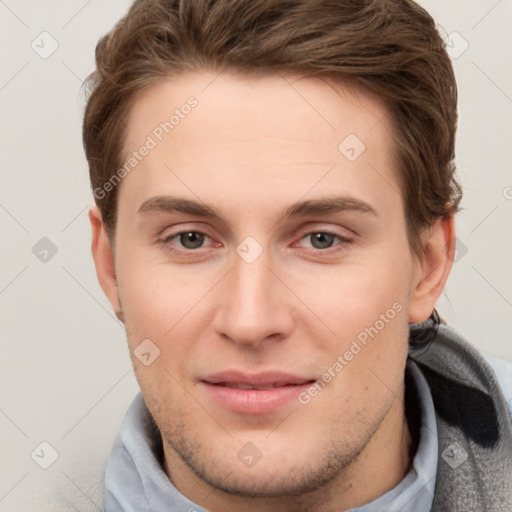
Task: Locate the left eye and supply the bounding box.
[165,231,210,249]
[299,232,348,250]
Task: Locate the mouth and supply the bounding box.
[200,371,316,414]
[212,382,312,390]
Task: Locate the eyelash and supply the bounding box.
[158,229,354,255]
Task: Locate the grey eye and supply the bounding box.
[309,233,335,249]
[179,231,205,249]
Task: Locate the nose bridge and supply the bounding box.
[234,256,272,308]
[213,248,292,346]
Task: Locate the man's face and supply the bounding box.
[110,72,422,498]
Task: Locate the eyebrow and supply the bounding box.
[284,196,377,218]
[138,196,221,219]
[137,195,378,220]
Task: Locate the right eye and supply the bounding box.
[160,230,213,250]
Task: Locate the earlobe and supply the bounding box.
[89,206,123,322]
[408,216,455,323]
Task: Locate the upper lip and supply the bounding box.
[201,370,314,387]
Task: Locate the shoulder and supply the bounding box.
[481,352,512,421]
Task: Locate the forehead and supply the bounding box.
[118,71,400,221]
[125,71,390,153]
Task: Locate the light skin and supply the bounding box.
[90,71,455,512]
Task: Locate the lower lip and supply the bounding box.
[200,381,314,414]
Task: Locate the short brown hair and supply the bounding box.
[83,0,461,253]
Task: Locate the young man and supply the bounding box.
[83,0,512,510]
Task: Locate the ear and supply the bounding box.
[89,206,124,322]
[408,215,455,323]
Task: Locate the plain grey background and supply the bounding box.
[1,0,511,510]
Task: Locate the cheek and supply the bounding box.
[116,251,217,394]
[313,301,410,426]
[290,252,412,337]
[116,247,200,342]
[291,249,412,395]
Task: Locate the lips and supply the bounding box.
[202,370,313,387]
[200,370,316,414]
[216,382,292,390]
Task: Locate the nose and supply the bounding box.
[212,251,294,348]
